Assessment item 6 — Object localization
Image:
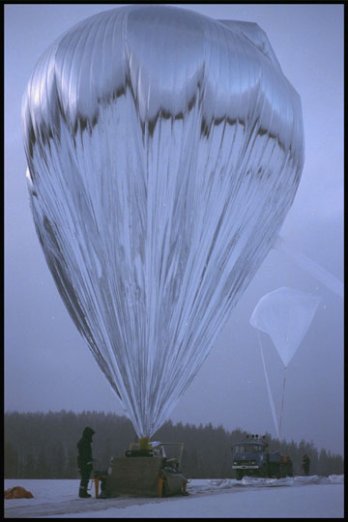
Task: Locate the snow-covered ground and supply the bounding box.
[4,475,344,518]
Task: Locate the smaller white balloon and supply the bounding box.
[250,287,321,367]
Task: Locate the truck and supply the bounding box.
[231,434,293,480]
[94,440,188,498]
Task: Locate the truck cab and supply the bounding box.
[231,434,293,480]
[232,436,268,480]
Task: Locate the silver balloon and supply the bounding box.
[22,5,304,437]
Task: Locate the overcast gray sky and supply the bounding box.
[5,4,343,456]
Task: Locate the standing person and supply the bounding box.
[302,453,311,476]
[77,426,95,498]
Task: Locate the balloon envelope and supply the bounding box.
[22,5,304,437]
[250,287,321,367]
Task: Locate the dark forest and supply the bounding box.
[4,411,343,479]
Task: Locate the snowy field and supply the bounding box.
[4,475,344,518]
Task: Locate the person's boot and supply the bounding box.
[79,487,91,498]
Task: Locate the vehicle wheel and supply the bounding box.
[236,470,244,480]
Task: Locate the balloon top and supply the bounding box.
[22,4,304,169]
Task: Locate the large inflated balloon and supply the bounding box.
[250,287,321,367]
[22,5,304,437]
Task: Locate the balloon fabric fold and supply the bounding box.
[22,5,304,437]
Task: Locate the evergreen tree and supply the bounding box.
[4,411,344,479]
[4,440,19,478]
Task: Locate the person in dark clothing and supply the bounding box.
[302,453,311,476]
[77,426,95,498]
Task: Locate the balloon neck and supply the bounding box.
[139,437,151,451]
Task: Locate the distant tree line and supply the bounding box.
[4,411,343,479]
